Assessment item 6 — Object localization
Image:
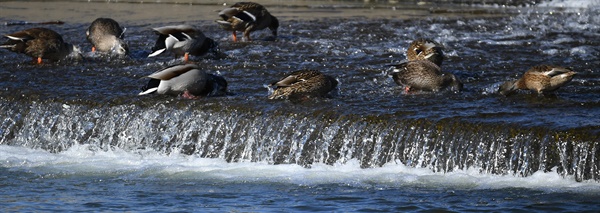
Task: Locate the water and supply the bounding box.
[1,0,600,211]
[3,145,600,211]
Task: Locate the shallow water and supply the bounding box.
[1,0,600,211]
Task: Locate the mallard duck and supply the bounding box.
[216,2,279,42]
[390,60,462,93]
[148,25,218,62]
[268,69,338,100]
[1,27,82,64]
[139,64,228,99]
[498,65,576,96]
[86,17,128,56]
[406,38,444,67]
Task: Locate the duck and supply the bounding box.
[390,60,462,93]
[86,17,128,56]
[148,25,218,62]
[268,69,338,100]
[498,65,576,96]
[216,2,279,42]
[1,27,82,64]
[406,38,444,67]
[139,64,227,99]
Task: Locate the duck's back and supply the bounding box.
[158,69,208,96]
[4,28,67,59]
[88,18,124,38]
[392,60,445,91]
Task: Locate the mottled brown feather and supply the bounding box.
[1,27,79,62]
[391,60,462,92]
[269,70,337,100]
[216,2,279,41]
[499,65,576,96]
[406,38,445,67]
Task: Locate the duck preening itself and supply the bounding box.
[498,65,576,96]
[268,69,338,100]
[406,38,445,67]
[390,60,462,93]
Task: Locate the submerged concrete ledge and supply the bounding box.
[0,98,597,181]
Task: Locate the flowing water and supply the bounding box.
[1,0,599,211]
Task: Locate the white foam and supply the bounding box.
[537,0,600,8]
[1,144,599,192]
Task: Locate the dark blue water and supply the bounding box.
[1,0,600,211]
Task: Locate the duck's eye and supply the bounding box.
[414,48,422,55]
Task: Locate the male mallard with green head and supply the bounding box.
[86,17,129,56]
[1,27,82,64]
[216,2,279,42]
[498,65,576,96]
[268,69,337,100]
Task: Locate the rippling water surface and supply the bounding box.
[1,0,599,211]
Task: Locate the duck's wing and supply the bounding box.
[271,74,300,87]
[270,70,323,87]
[4,28,58,44]
[152,25,197,36]
[145,64,199,80]
[219,7,256,22]
[543,66,575,77]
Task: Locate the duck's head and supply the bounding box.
[498,80,517,96]
[68,44,84,60]
[111,38,129,56]
[260,15,279,41]
[269,15,279,38]
[407,38,444,66]
[204,38,221,57]
[443,73,463,92]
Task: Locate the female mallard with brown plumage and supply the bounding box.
[216,2,279,42]
[86,17,128,56]
[268,69,337,100]
[390,38,461,93]
[148,25,218,62]
[1,27,82,64]
[498,65,576,96]
[390,60,462,93]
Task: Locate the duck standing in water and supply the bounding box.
[498,65,576,96]
[268,69,338,100]
[139,64,228,99]
[1,27,82,64]
[216,2,279,42]
[148,25,218,62]
[390,38,462,92]
[86,17,129,56]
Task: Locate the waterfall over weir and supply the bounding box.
[1,98,598,182]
